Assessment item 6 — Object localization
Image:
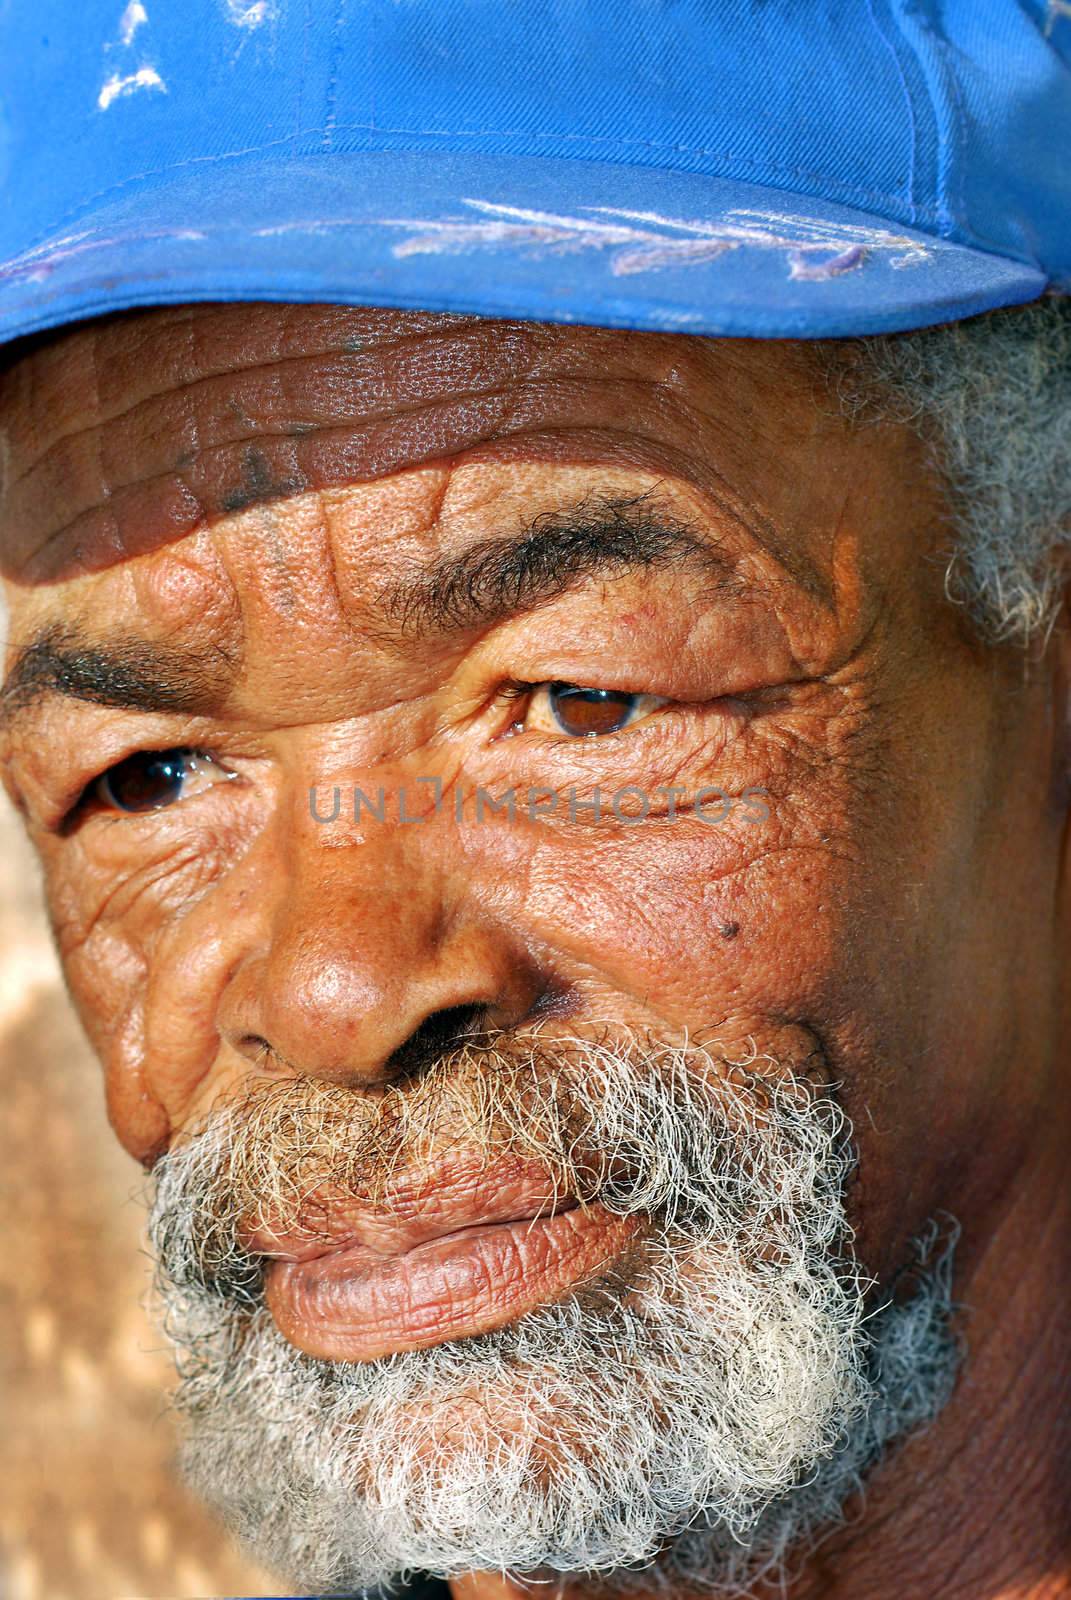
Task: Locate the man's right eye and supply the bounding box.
[93,748,233,814]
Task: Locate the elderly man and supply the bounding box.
[1,2,1069,1597]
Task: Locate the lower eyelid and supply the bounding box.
[528,702,676,745]
[518,696,749,761]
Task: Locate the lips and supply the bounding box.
[254,1154,640,1362]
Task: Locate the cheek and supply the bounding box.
[58,918,166,1162]
[42,824,243,1156]
[501,800,849,1026]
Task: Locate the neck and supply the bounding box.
[789,1117,1071,1600]
[447,1120,1071,1600]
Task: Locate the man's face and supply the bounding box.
[0,304,1064,1591]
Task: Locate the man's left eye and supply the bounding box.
[93,748,233,814]
[522,682,668,738]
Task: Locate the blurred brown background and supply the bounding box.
[0,792,275,1600]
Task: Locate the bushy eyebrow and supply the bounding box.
[0,625,238,729]
[380,493,731,638]
[0,495,733,732]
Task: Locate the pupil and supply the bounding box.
[549,684,636,737]
[102,749,189,812]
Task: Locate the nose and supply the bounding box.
[218,805,546,1088]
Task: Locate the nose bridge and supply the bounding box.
[226,773,536,1083]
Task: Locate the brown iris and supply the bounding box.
[97,748,197,813]
[548,683,641,737]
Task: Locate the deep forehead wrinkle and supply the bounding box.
[4,307,496,488]
[0,303,831,587]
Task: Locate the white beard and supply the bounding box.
[147,1039,960,1597]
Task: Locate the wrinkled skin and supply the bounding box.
[0,304,1068,1598]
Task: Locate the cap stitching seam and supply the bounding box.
[894,9,962,238]
[863,0,919,223]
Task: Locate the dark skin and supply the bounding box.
[0,303,1068,1598]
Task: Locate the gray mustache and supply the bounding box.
[146,1033,850,1311]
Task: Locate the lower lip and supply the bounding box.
[265,1205,640,1362]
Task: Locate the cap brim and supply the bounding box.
[0,147,1047,345]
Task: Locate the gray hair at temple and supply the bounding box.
[830,295,1071,647]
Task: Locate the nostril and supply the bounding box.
[384,1003,488,1083]
[237,1033,287,1071]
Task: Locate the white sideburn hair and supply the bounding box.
[836,296,1071,646]
[148,1042,961,1598]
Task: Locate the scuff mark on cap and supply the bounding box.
[379,198,930,280]
[118,1,148,46]
[224,0,276,26]
[788,244,865,280]
[1045,0,1071,37]
[97,65,166,110]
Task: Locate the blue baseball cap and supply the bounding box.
[1,0,1069,346]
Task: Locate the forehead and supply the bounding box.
[0,303,831,586]
[0,304,924,700]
